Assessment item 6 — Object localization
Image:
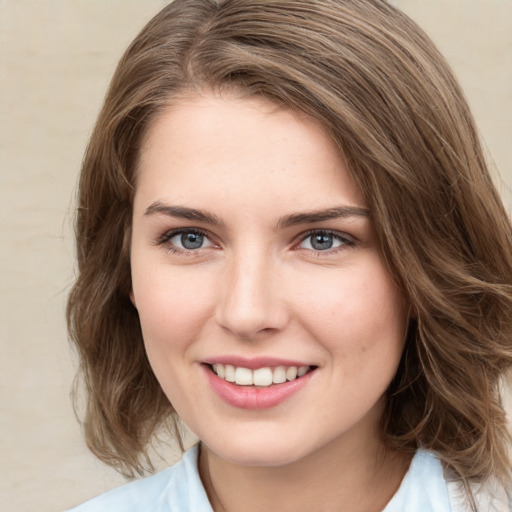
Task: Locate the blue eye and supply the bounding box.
[299,231,348,251]
[167,230,213,250]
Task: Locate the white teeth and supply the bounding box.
[253,367,273,386]
[213,364,225,379]
[272,366,287,384]
[298,365,309,377]
[211,363,312,386]
[235,367,253,385]
[225,365,235,382]
[286,366,298,381]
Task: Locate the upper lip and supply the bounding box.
[202,356,314,370]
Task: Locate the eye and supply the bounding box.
[163,229,215,251]
[298,231,352,251]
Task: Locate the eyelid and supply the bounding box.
[157,227,218,252]
[293,229,356,252]
[156,227,356,255]
[158,227,206,243]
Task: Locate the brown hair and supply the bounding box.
[68,0,512,496]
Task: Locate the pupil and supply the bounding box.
[311,234,333,250]
[181,232,203,249]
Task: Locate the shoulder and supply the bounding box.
[385,450,511,512]
[384,450,452,512]
[447,474,511,512]
[64,444,212,512]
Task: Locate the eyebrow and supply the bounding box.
[144,202,369,228]
[144,202,225,226]
[276,206,370,229]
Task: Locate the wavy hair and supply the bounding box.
[67,0,512,498]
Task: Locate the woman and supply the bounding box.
[66,1,512,510]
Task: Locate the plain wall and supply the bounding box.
[0,1,511,511]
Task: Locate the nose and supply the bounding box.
[215,250,289,341]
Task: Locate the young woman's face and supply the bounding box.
[131,92,407,467]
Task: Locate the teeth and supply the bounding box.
[235,367,253,385]
[213,364,225,379]
[273,366,287,384]
[286,366,297,381]
[298,366,308,377]
[253,367,273,386]
[225,365,235,382]
[211,364,312,386]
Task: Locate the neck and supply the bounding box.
[198,427,411,512]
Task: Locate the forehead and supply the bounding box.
[135,91,366,218]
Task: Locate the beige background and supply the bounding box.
[1,1,511,511]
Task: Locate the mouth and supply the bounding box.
[203,361,317,409]
[206,363,317,387]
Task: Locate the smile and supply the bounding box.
[204,362,317,409]
[211,364,312,387]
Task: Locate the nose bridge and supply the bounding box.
[216,244,285,339]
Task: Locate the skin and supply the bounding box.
[130,91,411,511]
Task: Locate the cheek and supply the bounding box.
[290,260,406,357]
[132,264,216,354]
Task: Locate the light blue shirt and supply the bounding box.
[66,445,453,511]
[383,449,451,511]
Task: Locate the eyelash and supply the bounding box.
[294,229,356,255]
[156,228,356,256]
[157,228,213,256]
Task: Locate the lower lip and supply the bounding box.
[203,365,315,410]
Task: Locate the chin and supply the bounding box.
[217,447,302,468]
[201,428,316,468]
